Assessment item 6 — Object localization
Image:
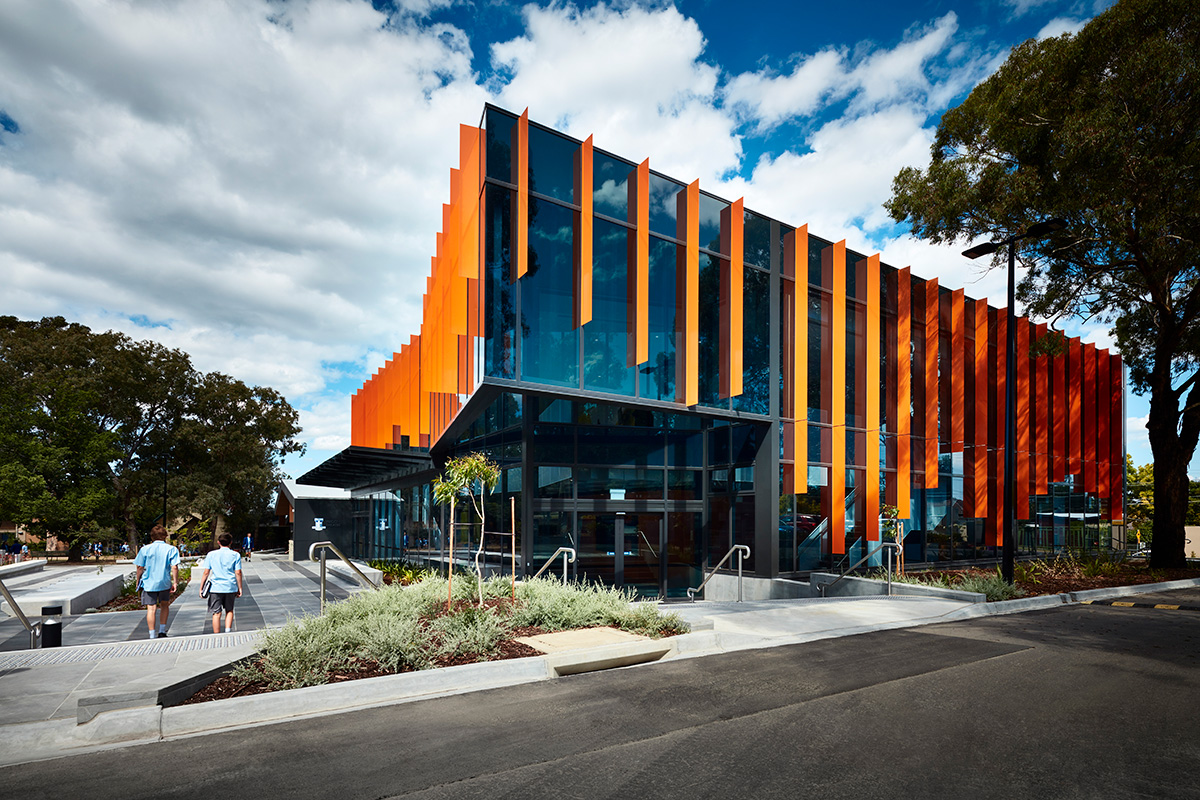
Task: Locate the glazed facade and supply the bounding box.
[344,106,1126,598]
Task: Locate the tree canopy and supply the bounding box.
[0,316,305,556]
[887,0,1199,567]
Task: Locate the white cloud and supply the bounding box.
[724,106,935,244]
[1037,17,1087,39]
[1127,414,1149,449]
[1002,0,1058,19]
[490,3,741,184]
[723,13,968,132]
[0,0,490,472]
[0,0,1114,482]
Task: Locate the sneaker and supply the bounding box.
[158,631,168,638]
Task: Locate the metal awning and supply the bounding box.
[296,445,434,490]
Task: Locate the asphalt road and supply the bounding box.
[4,590,1199,800]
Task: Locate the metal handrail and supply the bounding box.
[0,575,42,649]
[530,547,576,584]
[308,541,379,613]
[688,545,751,602]
[818,541,902,597]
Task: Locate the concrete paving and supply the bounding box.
[0,562,1197,769]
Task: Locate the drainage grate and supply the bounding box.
[0,631,261,670]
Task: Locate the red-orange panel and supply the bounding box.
[514,109,529,279]
[950,289,965,452]
[830,241,847,554]
[1035,323,1048,493]
[1083,342,1097,492]
[683,180,699,405]
[794,226,808,473]
[896,267,911,513]
[1053,341,1066,480]
[865,254,880,540]
[1068,337,1082,473]
[1015,318,1031,517]
[351,390,361,447]
[458,125,481,280]
[925,279,939,488]
[1098,348,1111,498]
[633,159,649,366]
[574,135,593,328]
[992,309,1006,547]
[1110,354,1124,521]
[718,199,744,399]
[969,299,989,519]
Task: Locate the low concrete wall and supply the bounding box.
[810,572,986,603]
[702,573,817,601]
[0,560,45,579]
[323,559,383,588]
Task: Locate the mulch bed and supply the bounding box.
[95,581,190,613]
[907,564,1200,598]
[178,600,553,706]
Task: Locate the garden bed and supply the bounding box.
[95,568,191,612]
[179,576,686,705]
[891,555,1200,601]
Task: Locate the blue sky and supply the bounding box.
[1,0,1151,482]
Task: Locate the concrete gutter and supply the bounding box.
[0,632,677,765]
[5,576,1200,766]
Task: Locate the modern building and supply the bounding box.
[299,105,1126,598]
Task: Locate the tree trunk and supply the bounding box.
[1146,361,1193,570]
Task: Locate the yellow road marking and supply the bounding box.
[1111,602,1136,607]
[1154,604,1181,610]
[1080,600,1093,604]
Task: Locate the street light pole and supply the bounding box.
[963,218,1066,584]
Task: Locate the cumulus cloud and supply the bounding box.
[1037,16,1088,39]
[490,3,740,184]
[0,0,1110,479]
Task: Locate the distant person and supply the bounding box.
[19,543,29,561]
[242,533,253,561]
[199,533,244,634]
[134,525,179,639]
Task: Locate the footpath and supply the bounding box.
[1,554,1198,768]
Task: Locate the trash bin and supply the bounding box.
[41,605,62,648]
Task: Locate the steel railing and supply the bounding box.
[818,541,902,597]
[0,575,42,649]
[687,545,751,602]
[308,541,379,612]
[530,547,576,584]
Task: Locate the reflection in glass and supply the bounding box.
[734,267,770,414]
[641,236,678,400]
[584,219,635,395]
[593,151,632,220]
[527,124,578,204]
[484,184,514,378]
[521,199,578,388]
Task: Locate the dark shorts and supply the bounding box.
[207,593,236,614]
[141,589,171,606]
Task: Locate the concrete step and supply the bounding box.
[0,566,134,617]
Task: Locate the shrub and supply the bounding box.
[237,575,689,691]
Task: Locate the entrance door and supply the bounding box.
[621,513,663,598]
[577,513,619,588]
[576,512,664,598]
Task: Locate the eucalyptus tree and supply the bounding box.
[887,0,1199,567]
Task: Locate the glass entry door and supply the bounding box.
[621,513,663,598]
[576,512,664,598]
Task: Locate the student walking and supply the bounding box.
[134,525,179,639]
[199,533,244,633]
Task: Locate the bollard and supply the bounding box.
[41,605,62,648]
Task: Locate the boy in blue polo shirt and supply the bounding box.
[199,533,244,633]
[134,525,179,638]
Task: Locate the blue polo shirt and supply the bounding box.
[200,547,242,593]
[134,540,180,592]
